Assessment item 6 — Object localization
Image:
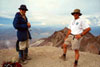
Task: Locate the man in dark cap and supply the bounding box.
[60,9,91,67]
[13,4,32,64]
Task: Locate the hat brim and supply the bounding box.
[19,8,28,11]
[71,12,82,16]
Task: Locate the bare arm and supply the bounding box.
[75,27,91,39]
[81,27,91,36]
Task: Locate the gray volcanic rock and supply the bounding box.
[31,27,68,47]
[31,27,100,55]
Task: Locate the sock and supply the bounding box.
[74,60,78,65]
[24,48,28,54]
[24,48,28,57]
[19,50,23,58]
[63,54,66,57]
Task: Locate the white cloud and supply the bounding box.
[0,11,14,18]
[31,22,47,26]
[85,19,91,25]
[82,15,100,27]
[0,24,4,26]
[0,24,12,27]
[29,13,72,26]
[82,17,91,25]
[24,0,72,26]
[97,23,100,26]
[41,22,46,26]
[0,0,100,27]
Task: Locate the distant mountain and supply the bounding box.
[0,17,12,24]
[30,26,63,39]
[0,16,100,50]
[90,26,100,36]
[31,27,100,55]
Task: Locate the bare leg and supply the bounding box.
[60,44,67,61]
[75,50,80,61]
[74,50,80,67]
[63,44,67,54]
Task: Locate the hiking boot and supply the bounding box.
[21,60,28,65]
[25,56,32,60]
[74,64,77,67]
[60,54,66,61]
[18,58,22,63]
[24,54,32,60]
[18,58,28,65]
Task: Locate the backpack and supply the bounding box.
[2,62,22,67]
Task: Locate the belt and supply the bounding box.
[70,33,75,40]
[70,33,75,36]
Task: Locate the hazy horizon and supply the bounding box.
[0,0,100,49]
[0,0,100,27]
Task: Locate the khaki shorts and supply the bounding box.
[19,39,30,50]
[64,35,82,50]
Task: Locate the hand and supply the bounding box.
[27,22,31,28]
[75,34,81,39]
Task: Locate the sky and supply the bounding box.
[0,0,100,27]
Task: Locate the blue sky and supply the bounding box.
[0,0,100,26]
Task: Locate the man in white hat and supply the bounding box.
[60,9,91,67]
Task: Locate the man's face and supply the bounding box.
[20,10,26,15]
[73,13,80,19]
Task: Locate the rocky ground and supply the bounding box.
[0,46,100,67]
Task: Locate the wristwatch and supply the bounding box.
[81,34,84,36]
